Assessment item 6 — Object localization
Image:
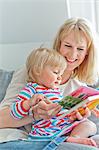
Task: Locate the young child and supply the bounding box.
[10,48,97,146]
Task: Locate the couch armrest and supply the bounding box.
[0,69,14,102]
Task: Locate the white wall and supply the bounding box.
[0,42,51,71]
[68,0,99,32]
[0,0,68,44]
[0,0,99,71]
[0,0,69,70]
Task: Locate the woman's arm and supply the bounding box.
[0,107,33,128]
[0,100,61,128]
[0,67,31,128]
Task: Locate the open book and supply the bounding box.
[59,86,99,117]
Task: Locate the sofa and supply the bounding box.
[0,69,99,150]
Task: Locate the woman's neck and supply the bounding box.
[61,70,72,84]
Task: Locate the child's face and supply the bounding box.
[38,66,65,89]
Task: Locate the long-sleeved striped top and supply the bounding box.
[11,82,81,141]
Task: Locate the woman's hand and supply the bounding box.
[92,108,99,117]
[31,98,62,120]
[69,107,91,120]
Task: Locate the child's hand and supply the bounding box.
[29,94,45,107]
[92,108,99,117]
[21,94,47,111]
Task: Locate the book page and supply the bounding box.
[58,86,99,118]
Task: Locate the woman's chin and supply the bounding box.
[67,64,77,71]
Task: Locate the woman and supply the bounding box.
[0,18,99,149]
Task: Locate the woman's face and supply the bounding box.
[59,30,88,71]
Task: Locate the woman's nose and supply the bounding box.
[68,48,78,59]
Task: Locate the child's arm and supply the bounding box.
[10,94,45,120]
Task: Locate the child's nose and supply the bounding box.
[57,76,62,80]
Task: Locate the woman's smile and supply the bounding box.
[66,57,77,63]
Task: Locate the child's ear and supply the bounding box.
[33,67,41,76]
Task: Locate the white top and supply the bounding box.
[0,66,86,143]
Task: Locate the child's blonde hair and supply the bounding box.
[53,17,99,85]
[26,47,67,82]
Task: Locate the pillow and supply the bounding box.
[0,69,14,102]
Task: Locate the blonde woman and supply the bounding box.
[0,18,99,149]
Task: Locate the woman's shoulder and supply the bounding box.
[13,66,27,82]
[0,66,27,109]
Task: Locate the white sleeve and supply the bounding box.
[0,66,27,109]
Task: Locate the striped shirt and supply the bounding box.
[11,82,81,141]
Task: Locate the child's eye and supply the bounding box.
[53,71,58,74]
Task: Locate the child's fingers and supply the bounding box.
[43,97,52,104]
[30,94,45,106]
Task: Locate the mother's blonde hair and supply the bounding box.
[53,17,99,85]
[26,47,67,82]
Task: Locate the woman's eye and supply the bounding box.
[65,44,71,48]
[77,48,84,51]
